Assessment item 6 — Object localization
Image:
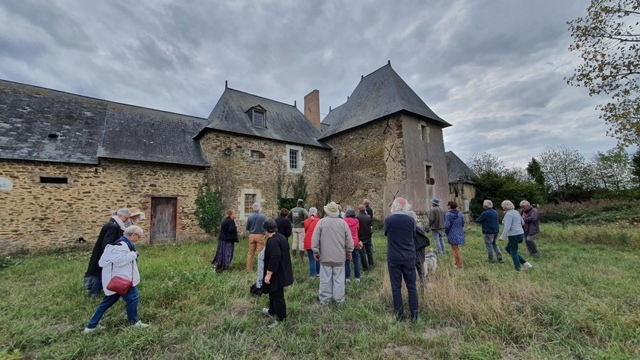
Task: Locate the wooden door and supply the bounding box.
[150,197,177,244]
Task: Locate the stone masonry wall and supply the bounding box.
[324,115,406,219]
[0,159,208,254]
[199,131,331,235]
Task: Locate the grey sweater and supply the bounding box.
[500,209,524,239]
[311,216,354,267]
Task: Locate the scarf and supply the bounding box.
[112,215,126,230]
[117,235,137,252]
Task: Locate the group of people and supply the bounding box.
[81,195,543,333]
[83,208,149,334]
[475,199,541,271]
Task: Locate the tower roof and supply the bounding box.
[320,63,450,139]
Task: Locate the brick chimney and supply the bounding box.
[304,89,321,130]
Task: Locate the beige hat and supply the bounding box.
[323,201,340,217]
[129,210,146,220]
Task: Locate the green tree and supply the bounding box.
[470,170,544,216]
[467,152,506,177]
[567,0,640,145]
[592,146,632,190]
[631,149,640,184]
[194,184,223,237]
[526,158,546,186]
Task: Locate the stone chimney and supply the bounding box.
[304,89,321,130]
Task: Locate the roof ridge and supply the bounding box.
[225,87,298,108]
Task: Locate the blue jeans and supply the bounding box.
[306,250,320,277]
[345,249,361,280]
[87,286,139,328]
[387,259,418,320]
[431,229,446,254]
[505,235,527,271]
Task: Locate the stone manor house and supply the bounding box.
[0,63,475,253]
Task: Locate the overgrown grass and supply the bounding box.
[1,224,639,359]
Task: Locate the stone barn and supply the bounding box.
[0,62,455,253]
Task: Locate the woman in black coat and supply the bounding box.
[212,210,238,272]
[261,219,294,329]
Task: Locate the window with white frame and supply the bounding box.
[289,149,299,170]
[284,145,304,173]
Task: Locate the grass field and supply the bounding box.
[1,223,639,359]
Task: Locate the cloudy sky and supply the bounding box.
[0,0,624,168]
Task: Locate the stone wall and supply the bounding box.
[325,114,450,220]
[199,131,331,234]
[402,114,450,214]
[0,159,208,254]
[324,115,404,219]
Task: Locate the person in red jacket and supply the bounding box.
[343,208,362,283]
[303,207,321,278]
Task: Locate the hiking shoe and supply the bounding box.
[262,308,271,316]
[83,325,103,334]
[133,321,149,328]
[522,262,533,270]
[355,278,361,283]
[267,321,280,330]
[345,279,351,284]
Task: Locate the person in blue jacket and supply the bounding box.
[475,200,503,264]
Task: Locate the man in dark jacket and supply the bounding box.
[383,197,418,321]
[85,208,130,297]
[520,200,541,257]
[261,219,294,330]
[475,200,503,264]
[356,205,374,270]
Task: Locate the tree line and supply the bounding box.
[466,146,640,215]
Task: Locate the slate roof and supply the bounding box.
[320,63,451,139]
[446,151,476,184]
[198,87,330,149]
[0,80,209,167]
[99,103,210,167]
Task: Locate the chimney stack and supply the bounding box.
[304,89,321,130]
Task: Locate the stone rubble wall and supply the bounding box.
[0,159,208,254]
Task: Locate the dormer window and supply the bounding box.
[251,107,266,128]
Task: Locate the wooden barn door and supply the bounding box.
[150,197,177,244]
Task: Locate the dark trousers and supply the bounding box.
[268,287,286,322]
[525,235,541,256]
[415,247,426,286]
[387,260,418,320]
[506,235,527,271]
[359,241,374,269]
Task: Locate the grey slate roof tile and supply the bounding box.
[199,88,330,149]
[446,151,476,184]
[99,103,210,167]
[0,80,209,167]
[320,63,451,139]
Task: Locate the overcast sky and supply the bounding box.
[0,0,625,168]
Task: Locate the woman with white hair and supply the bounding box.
[499,200,533,271]
[84,226,148,333]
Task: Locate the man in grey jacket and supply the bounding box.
[312,201,354,305]
[428,199,446,255]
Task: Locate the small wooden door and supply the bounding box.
[150,197,177,244]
